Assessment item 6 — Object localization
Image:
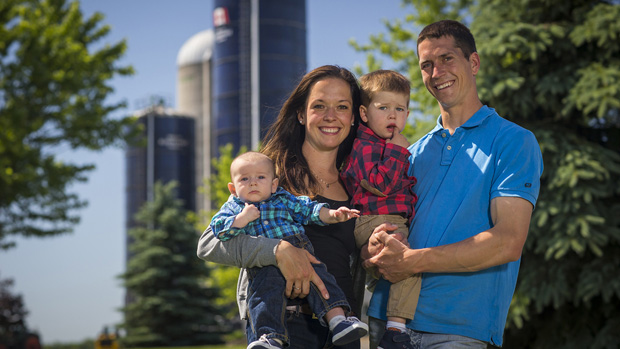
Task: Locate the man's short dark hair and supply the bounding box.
[417,20,477,59]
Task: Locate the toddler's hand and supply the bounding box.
[386,126,410,148]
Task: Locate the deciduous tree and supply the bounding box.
[0,275,30,347]
[0,0,136,249]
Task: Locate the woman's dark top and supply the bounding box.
[298,195,359,314]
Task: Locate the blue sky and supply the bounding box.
[0,0,408,343]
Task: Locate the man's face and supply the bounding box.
[418,36,479,111]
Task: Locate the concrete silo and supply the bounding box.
[176,29,214,213]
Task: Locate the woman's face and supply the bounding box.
[299,77,354,153]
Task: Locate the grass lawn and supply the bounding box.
[134,332,247,349]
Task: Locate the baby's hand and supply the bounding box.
[233,203,260,228]
[330,206,360,222]
[386,126,410,148]
[241,203,260,220]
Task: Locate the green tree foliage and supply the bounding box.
[196,144,247,319]
[119,181,224,347]
[0,0,136,249]
[0,275,30,346]
[352,0,620,347]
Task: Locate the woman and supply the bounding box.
[197,65,363,348]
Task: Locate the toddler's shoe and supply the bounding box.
[331,316,369,345]
[377,327,414,349]
[247,334,283,349]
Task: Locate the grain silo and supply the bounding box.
[212,0,307,155]
[176,29,214,213]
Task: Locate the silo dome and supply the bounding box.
[176,29,214,67]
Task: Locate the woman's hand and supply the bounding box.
[275,240,329,299]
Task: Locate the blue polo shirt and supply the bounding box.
[367,106,543,346]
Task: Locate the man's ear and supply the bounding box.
[227,182,236,196]
[271,177,279,193]
[470,52,480,76]
[360,105,369,123]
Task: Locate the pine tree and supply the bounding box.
[197,144,247,319]
[119,181,224,347]
[352,0,620,347]
[473,1,620,348]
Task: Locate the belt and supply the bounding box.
[285,303,314,316]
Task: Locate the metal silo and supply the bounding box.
[125,106,195,232]
[212,0,307,156]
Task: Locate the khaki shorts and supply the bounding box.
[355,214,421,320]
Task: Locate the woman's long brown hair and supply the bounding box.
[261,65,361,197]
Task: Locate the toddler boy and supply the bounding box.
[340,70,419,349]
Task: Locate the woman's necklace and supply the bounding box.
[314,172,339,189]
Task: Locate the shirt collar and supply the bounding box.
[432,105,494,134]
[357,124,385,142]
[231,187,285,205]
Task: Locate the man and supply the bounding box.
[363,20,543,348]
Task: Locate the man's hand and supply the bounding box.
[360,223,407,260]
[362,223,414,283]
[275,240,330,299]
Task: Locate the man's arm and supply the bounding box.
[363,196,533,282]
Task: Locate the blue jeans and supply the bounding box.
[369,317,487,349]
[246,233,350,345]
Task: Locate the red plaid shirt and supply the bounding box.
[340,124,417,222]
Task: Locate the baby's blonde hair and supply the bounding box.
[230,151,276,179]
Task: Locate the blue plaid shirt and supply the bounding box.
[210,187,328,241]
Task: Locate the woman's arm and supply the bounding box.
[197,226,279,268]
[197,226,330,299]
